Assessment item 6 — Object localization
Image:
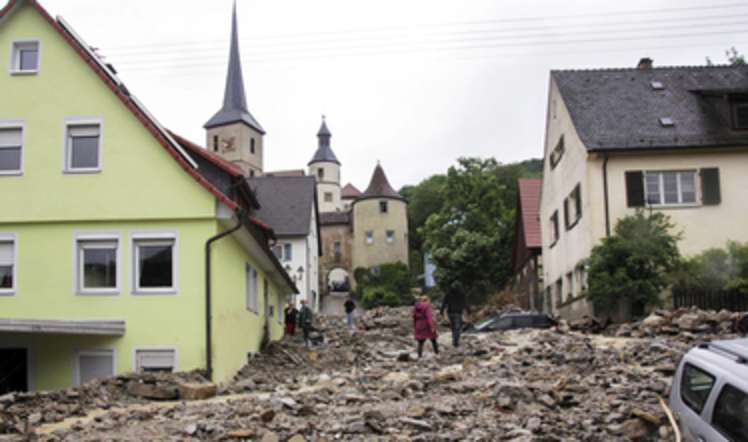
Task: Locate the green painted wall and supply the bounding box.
[0,2,288,390]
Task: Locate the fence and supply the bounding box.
[672,288,748,311]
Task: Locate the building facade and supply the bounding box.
[510,178,543,311]
[0,0,294,392]
[540,59,748,321]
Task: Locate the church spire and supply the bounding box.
[204,1,265,134]
[308,115,340,165]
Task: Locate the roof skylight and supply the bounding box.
[659,117,674,127]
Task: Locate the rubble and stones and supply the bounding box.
[1,306,744,441]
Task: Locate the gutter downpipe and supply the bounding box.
[602,154,611,237]
[205,209,244,381]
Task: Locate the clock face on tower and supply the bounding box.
[220,136,236,152]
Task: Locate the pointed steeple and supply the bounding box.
[308,115,340,165]
[361,162,403,200]
[204,1,265,133]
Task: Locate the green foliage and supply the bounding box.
[354,262,414,308]
[419,157,541,305]
[706,47,746,66]
[587,211,681,313]
[672,241,748,295]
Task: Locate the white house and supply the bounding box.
[248,176,321,311]
[541,58,748,321]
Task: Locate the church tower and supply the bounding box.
[205,2,265,177]
[309,117,342,212]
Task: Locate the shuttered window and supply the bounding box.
[0,127,22,173]
[65,123,101,172]
[76,350,114,386]
[135,349,175,373]
[0,239,15,292]
[700,168,721,205]
[625,171,645,207]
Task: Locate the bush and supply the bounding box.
[673,241,748,294]
[355,262,414,308]
[587,211,681,314]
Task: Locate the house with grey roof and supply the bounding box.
[541,58,748,321]
[248,176,321,311]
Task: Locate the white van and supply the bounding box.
[669,339,748,442]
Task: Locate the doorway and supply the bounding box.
[0,348,28,394]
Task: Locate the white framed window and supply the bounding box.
[134,349,176,373]
[75,233,120,295]
[644,170,697,206]
[130,232,177,294]
[386,230,395,243]
[74,349,114,386]
[0,234,17,295]
[283,243,292,262]
[10,40,40,74]
[365,231,374,245]
[64,120,102,173]
[0,122,23,175]
[246,263,258,312]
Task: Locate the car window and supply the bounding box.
[514,316,533,327]
[474,317,498,331]
[495,318,512,329]
[713,384,748,442]
[532,316,551,326]
[681,363,716,414]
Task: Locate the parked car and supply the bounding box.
[669,338,748,442]
[467,312,556,333]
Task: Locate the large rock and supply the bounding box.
[382,371,410,384]
[178,383,216,400]
[126,381,179,400]
[434,365,463,382]
[676,313,702,331]
[641,314,665,328]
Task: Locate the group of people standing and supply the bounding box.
[282,291,465,359]
[412,290,465,358]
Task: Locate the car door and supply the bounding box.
[675,362,726,442]
[711,383,748,442]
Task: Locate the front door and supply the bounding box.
[0,348,28,394]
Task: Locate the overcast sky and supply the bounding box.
[43,0,748,191]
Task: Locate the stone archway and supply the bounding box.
[328,267,351,293]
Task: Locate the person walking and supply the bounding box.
[344,296,356,330]
[284,302,298,336]
[440,285,466,348]
[413,296,439,358]
[298,299,314,348]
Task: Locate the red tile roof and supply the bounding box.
[341,183,362,199]
[168,131,245,177]
[518,178,542,248]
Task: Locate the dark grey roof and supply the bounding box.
[552,64,748,152]
[248,176,316,236]
[204,3,265,134]
[308,117,340,165]
[320,211,351,226]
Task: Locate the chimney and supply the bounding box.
[637,57,653,70]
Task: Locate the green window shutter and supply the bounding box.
[700,168,721,205]
[563,198,570,230]
[625,171,645,207]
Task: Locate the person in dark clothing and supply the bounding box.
[284,302,298,336]
[344,297,356,330]
[440,288,466,348]
[298,299,314,348]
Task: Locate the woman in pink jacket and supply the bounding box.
[413,296,439,358]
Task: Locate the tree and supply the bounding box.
[420,157,541,305]
[400,174,447,272]
[706,47,745,66]
[587,211,681,314]
[672,241,748,294]
[355,262,414,308]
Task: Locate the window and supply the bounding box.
[283,243,292,262]
[549,136,564,169]
[333,241,342,261]
[549,211,559,246]
[365,231,374,245]
[386,230,395,243]
[564,184,582,230]
[135,349,175,373]
[272,245,282,259]
[324,192,333,203]
[212,135,218,152]
[245,264,258,312]
[75,349,114,386]
[11,41,39,74]
[250,138,255,154]
[76,235,119,295]
[318,168,324,179]
[713,384,748,441]
[0,125,22,174]
[249,170,255,178]
[575,264,587,294]
[379,201,388,213]
[565,272,574,300]
[554,279,562,306]
[132,233,176,294]
[732,101,748,129]
[0,236,16,294]
[644,171,697,206]
[65,122,102,172]
[681,363,716,414]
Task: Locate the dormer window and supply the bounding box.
[11,41,39,74]
[732,102,748,130]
